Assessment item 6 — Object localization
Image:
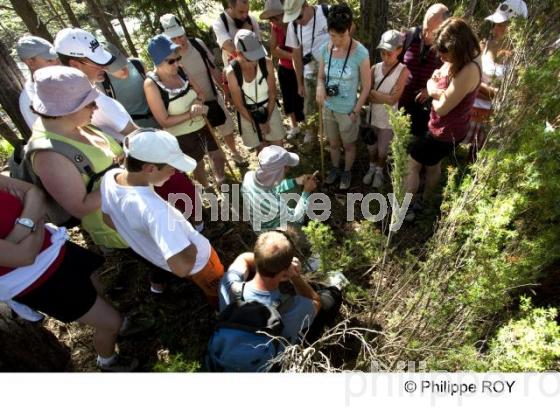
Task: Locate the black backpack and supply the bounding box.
[220,11,254,33]
[101,58,146,99]
[146,67,192,110]
[398,26,422,62]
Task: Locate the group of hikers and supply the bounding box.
[0,0,531,371]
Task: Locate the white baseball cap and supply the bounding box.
[124,128,197,173]
[160,14,185,38]
[485,0,528,24]
[54,28,115,65]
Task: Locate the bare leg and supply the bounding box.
[367,143,378,163]
[222,133,240,157]
[290,113,298,128]
[77,296,122,358]
[343,142,356,172]
[423,162,442,200]
[329,137,342,168]
[208,150,225,184]
[193,160,209,188]
[405,156,423,196]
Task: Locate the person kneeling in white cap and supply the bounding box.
[100,129,224,308]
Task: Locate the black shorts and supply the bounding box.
[14,242,103,323]
[177,126,219,162]
[410,133,456,166]
[125,249,175,286]
[278,65,305,122]
[401,101,431,138]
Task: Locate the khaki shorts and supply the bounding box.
[213,95,235,137]
[323,107,359,145]
[304,76,318,117]
[239,105,285,149]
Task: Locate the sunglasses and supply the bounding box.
[165,56,181,65]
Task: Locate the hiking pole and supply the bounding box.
[318,104,326,185]
[204,117,239,184]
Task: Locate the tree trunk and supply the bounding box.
[83,0,126,53]
[179,0,203,37]
[9,0,53,42]
[0,39,31,141]
[59,0,81,28]
[466,0,478,18]
[0,304,71,371]
[114,1,138,57]
[43,0,66,29]
[359,0,389,63]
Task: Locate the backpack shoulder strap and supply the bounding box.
[231,59,243,89]
[178,66,188,81]
[189,37,218,97]
[101,73,115,99]
[129,58,146,79]
[220,12,229,33]
[258,58,268,85]
[399,26,421,62]
[146,72,170,109]
[320,3,329,18]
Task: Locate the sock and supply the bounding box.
[97,353,117,367]
[369,162,376,170]
[150,285,165,294]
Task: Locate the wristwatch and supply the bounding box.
[15,217,36,232]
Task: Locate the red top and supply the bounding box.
[0,190,65,296]
[429,65,481,143]
[271,22,294,70]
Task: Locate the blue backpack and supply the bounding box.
[206,295,285,372]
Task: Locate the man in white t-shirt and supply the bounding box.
[15,36,60,130]
[160,13,246,166]
[284,0,330,143]
[53,28,137,142]
[212,0,262,67]
[101,128,224,307]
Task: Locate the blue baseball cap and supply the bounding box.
[147,34,180,66]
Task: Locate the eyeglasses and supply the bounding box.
[165,56,181,65]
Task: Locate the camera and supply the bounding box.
[325,84,340,97]
[250,106,269,124]
[302,53,314,66]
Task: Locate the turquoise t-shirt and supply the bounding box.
[321,41,369,114]
[107,61,151,120]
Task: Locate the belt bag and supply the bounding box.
[205,100,227,127]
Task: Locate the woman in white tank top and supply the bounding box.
[362,30,409,189]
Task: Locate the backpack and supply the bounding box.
[220,12,254,33]
[206,299,285,372]
[146,67,191,110]
[102,58,146,99]
[188,38,218,97]
[9,133,119,225]
[292,3,329,37]
[398,26,422,62]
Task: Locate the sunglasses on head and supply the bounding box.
[165,56,181,65]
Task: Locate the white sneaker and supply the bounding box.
[303,130,315,144]
[326,270,350,290]
[306,254,321,272]
[363,166,375,185]
[371,167,384,189]
[287,126,300,140]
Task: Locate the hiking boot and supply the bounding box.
[97,354,139,372]
[303,130,315,144]
[363,166,375,185]
[371,167,384,189]
[339,171,352,190]
[324,167,340,185]
[287,126,300,140]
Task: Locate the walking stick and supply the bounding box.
[204,117,239,183]
[318,104,326,184]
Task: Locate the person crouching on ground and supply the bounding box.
[100,128,224,308]
[241,145,317,232]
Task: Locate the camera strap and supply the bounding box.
[326,39,352,87]
[300,7,317,63]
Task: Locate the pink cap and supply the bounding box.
[32,66,99,117]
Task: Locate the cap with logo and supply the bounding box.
[259,0,285,20]
[283,0,305,23]
[485,0,528,24]
[234,29,267,61]
[16,36,57,60]
[32,66,99,117]
[54,28,114,65]
[160,14,186,38]
[377,30,405,52]
[124,128,197,173]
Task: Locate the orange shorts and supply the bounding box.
[189,247,224,297]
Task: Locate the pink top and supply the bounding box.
[429,63,481,143]
[272,22,294,70]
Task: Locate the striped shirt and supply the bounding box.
[399,29,443,107]
[241,171,310,232]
